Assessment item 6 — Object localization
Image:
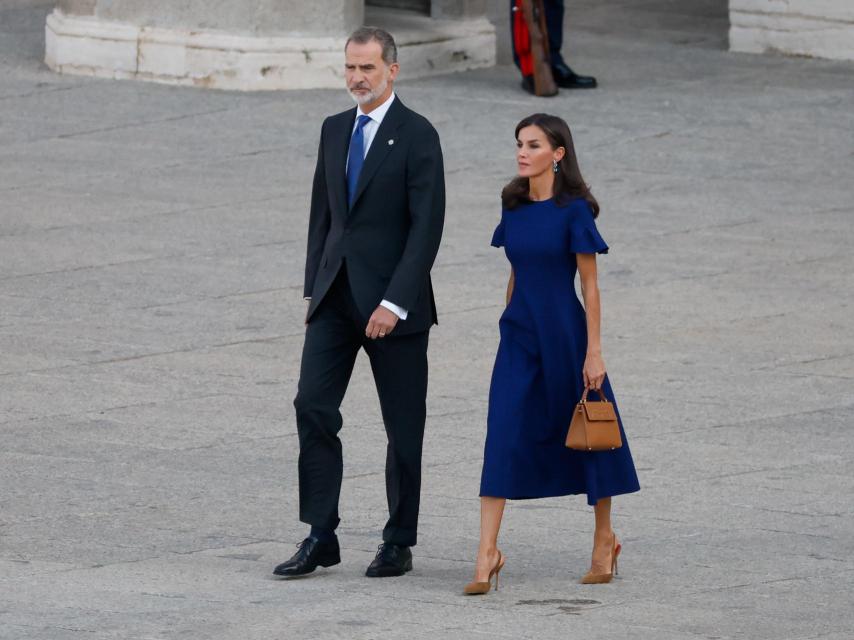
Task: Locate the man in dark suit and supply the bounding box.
[273,27,445,579]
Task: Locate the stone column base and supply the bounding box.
[730,1,854,62]
[44,8,496,90]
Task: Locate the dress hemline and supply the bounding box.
[479,485,640,506]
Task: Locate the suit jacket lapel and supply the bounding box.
[329,109,356,217]
[349,97,406,212]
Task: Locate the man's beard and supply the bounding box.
[348,74,389,106]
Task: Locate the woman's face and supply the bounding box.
[516,125,564,178]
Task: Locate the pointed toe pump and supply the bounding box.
[581,534,621,584]
[464,550,506,595]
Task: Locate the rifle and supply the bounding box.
[513,0,558,97]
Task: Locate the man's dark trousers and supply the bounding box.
[295,266,429,547]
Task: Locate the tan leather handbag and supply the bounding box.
[565,388,623,452]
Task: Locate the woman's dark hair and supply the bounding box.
[501,113,599,217]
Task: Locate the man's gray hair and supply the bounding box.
[345,26,398,65]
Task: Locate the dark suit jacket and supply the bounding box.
[303,96,445,335]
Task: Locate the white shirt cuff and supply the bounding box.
[380,299,408,320]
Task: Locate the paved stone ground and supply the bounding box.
[2,1,854,639]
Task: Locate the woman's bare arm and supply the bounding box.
[576,254,606,389]
[506,268,515,306]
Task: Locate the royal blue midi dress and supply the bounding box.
[479,196,640,505]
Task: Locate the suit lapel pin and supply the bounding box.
[388,139,394,145]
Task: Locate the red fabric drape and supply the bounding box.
[513,0,534,77]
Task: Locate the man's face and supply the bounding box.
[345,40,398,106]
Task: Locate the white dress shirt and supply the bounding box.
[349,91,396,170]
[348,92,408,321]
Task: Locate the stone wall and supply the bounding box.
[45,0,496,90]
[730,0,854,62]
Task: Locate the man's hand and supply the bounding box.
[365,306,399,339]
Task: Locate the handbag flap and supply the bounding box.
[583,401,617,422]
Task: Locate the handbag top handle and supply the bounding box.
[580,387,609,403]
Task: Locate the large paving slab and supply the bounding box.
[1,1,853,638]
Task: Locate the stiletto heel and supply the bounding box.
[464,550,506,595]
[581,534,620,584]
[494,556,505,591]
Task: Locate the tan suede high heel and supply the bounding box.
[463,550,506,595]
[581,534,621,584]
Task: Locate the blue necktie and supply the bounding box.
[347,115,372,206]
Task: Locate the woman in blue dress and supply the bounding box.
[463,114,640,595]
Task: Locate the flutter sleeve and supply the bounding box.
[569,202,609,255]
[491,212,506,248]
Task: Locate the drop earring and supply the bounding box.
[552,159,559,173]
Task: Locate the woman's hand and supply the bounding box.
[583,351,606,391]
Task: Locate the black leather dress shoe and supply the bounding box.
[273,536,340,577]
[365,543,413,577]
[521,75,535,95]
[551,62,597,89]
